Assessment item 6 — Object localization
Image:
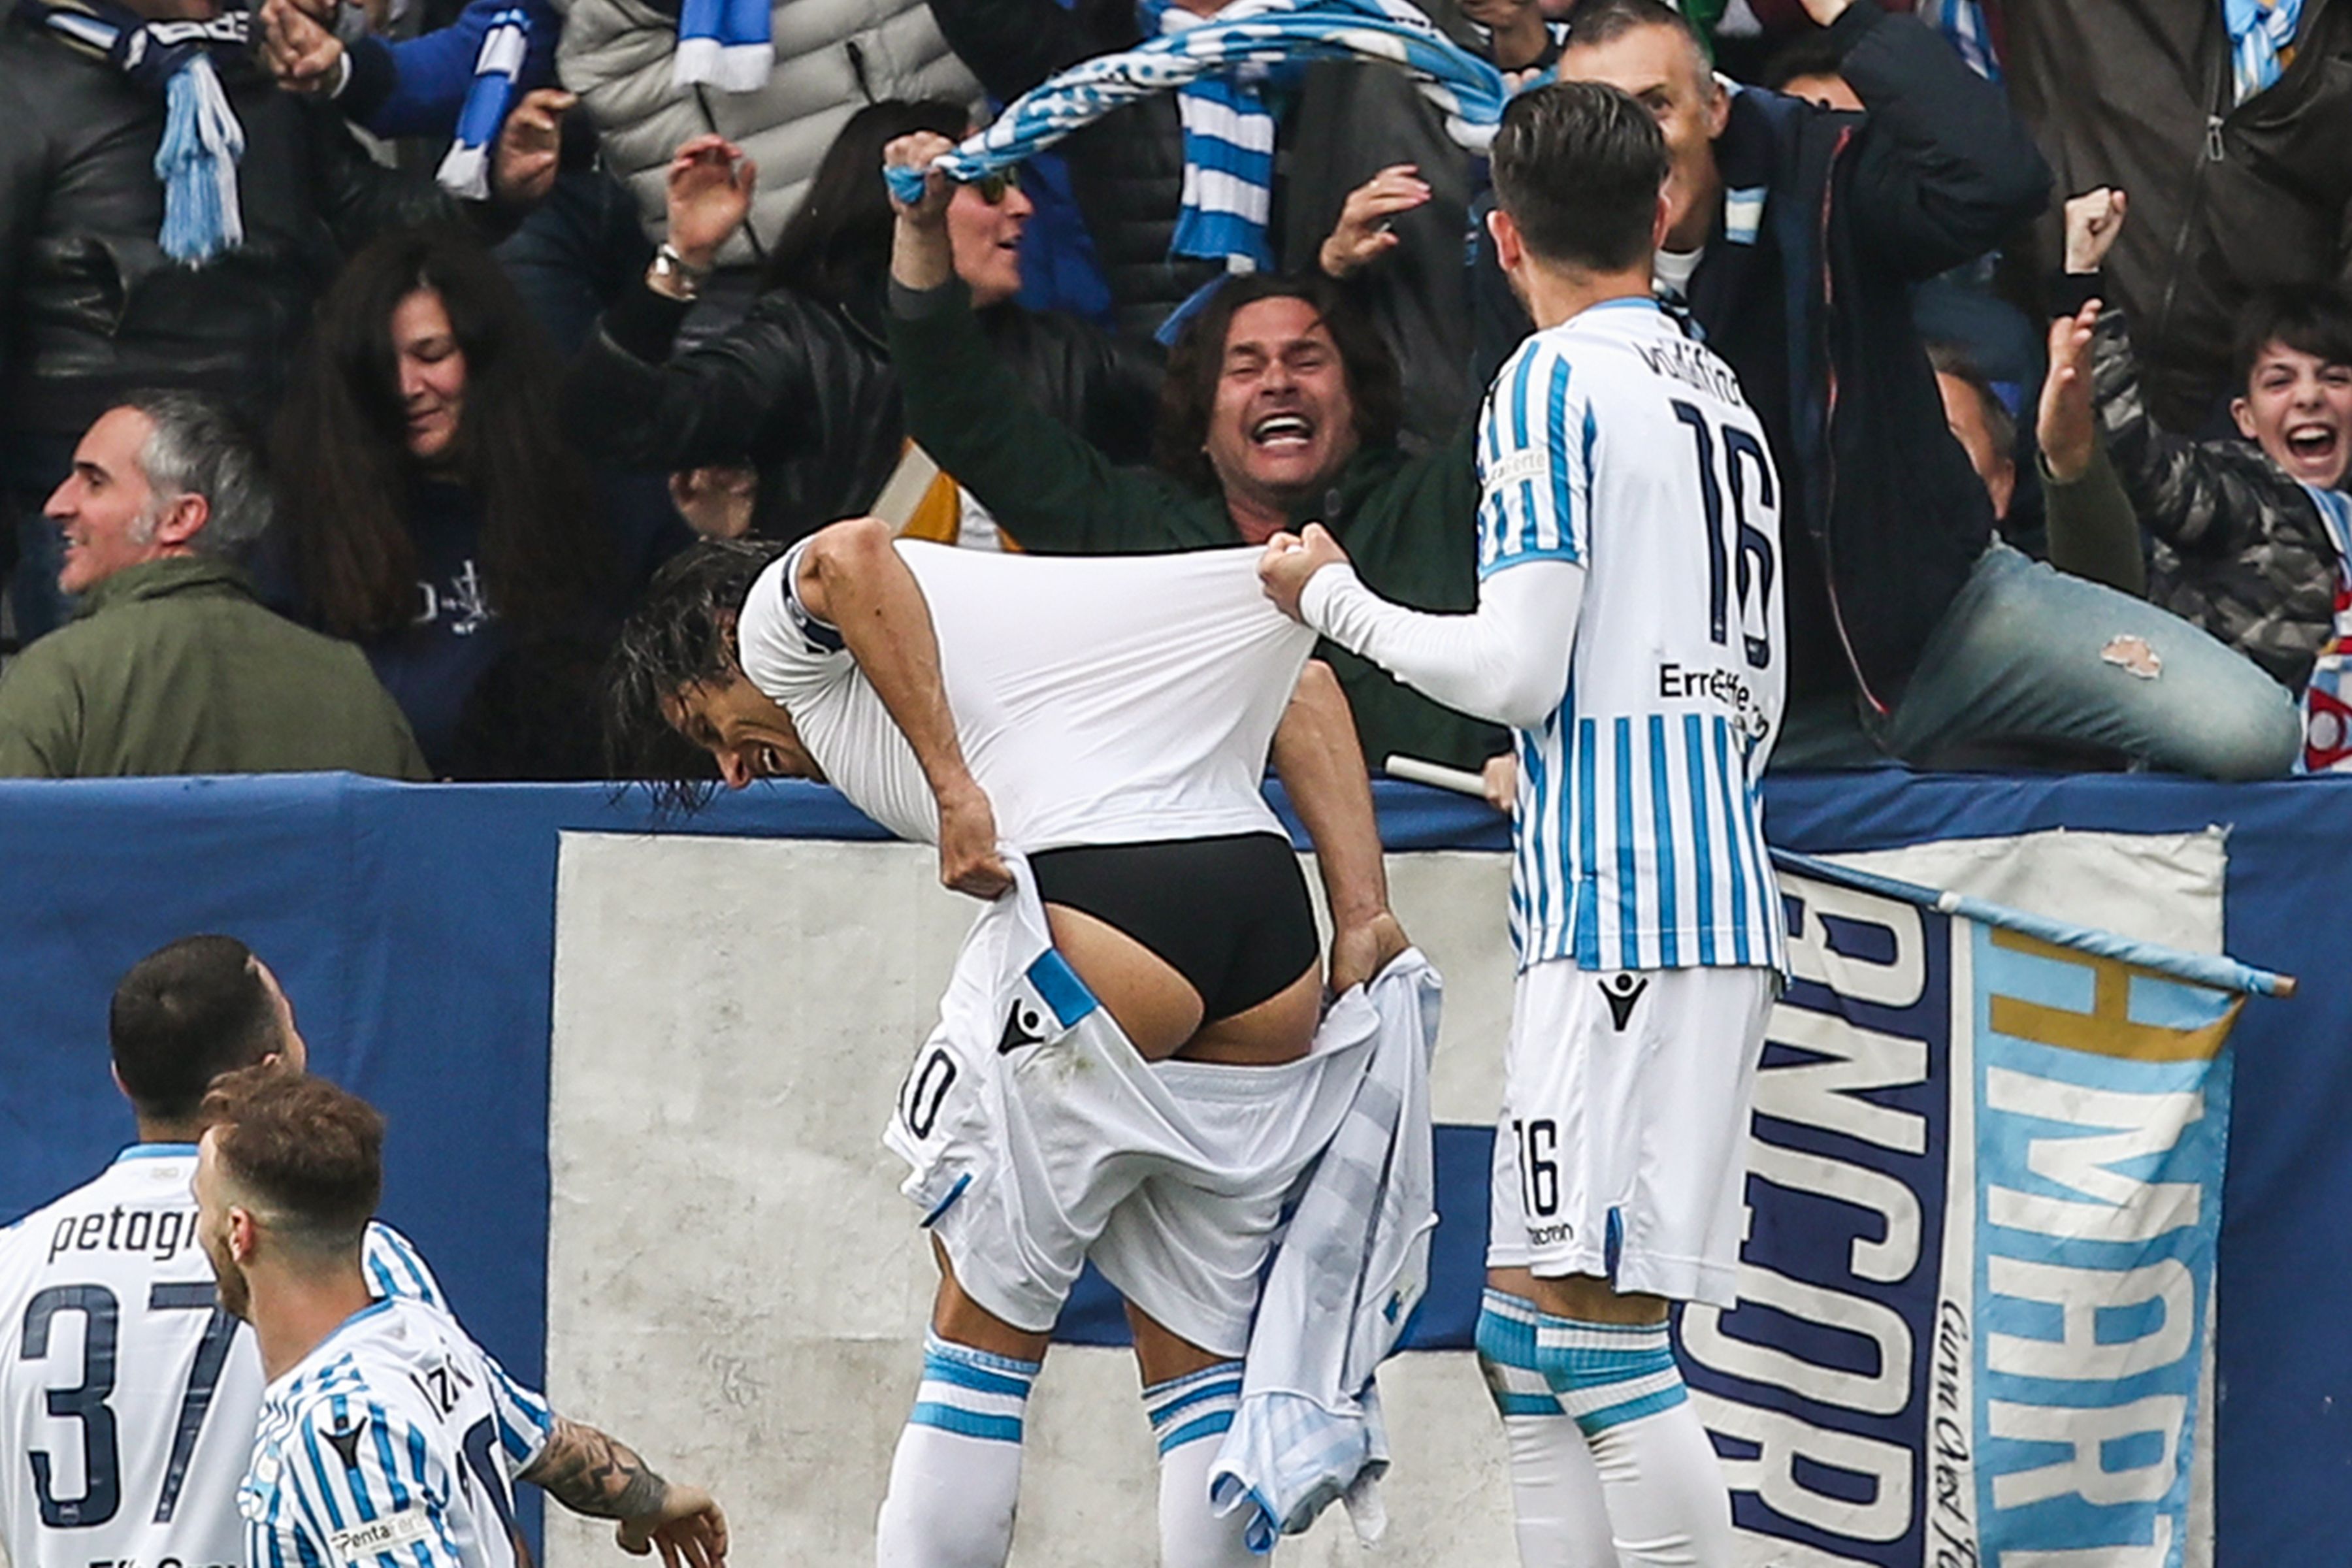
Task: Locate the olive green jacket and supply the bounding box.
[888,280,1507,773]
[0,556,427,780]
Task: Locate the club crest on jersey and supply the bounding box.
[996,949,1099,1055]
[1599,973,1648,1032]
[328,1509,434,1567]
[325,1418,368,1469]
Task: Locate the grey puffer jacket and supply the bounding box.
[2091,302,2342,692]
[554,0,979,270]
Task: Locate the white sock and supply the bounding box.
[1585,1401,1733,1567]
[875,1333,1038,1568]
[1143,1362,1250,1568]
[1501,1413,1620,1567]
[1533,1314,1730,1568]
[1480,1291,1618,1567]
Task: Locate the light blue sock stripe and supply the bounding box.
[921,1352,1035,1400]
[909,1402,1024,1445]
[1156,1409,1236,1454]
[1146,1377,1243,1428]
[1474,1293,1543,1371]
[1493,1392,1563,1418]
[1576,1383,1688,1437]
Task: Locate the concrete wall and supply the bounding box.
[543,829,2221,1567]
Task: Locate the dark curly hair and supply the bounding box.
[602,537,791,810]
[1151,273,1403,495]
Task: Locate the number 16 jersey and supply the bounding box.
[1479,297,1786,977]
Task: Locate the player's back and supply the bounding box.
[0,1148,254,1568]
[1,1149,451,1568]
[243,1297,551,1568]
[1478,299,1786,974]
[737,543,1316,852]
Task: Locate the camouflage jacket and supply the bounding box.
[2094,306,2344,693]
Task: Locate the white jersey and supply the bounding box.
[1479,297,1786,974]
[736,542,1315,853]
[0,1147,449,1568]
[240,1298,553,1568]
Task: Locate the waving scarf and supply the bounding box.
[436,6,531,197]
[884,0,1507,209]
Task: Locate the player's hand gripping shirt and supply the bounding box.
[0,1147,447,1568]
[238,1297,553,1568]
[1482,298,1786,974]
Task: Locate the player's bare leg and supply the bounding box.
[1480,1269,1730,1567]
[1126,1302,1252,1568]
[877,1246,1051,1568]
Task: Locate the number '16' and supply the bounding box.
[1672,400,1776,671]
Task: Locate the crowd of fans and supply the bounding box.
[0,0,2345,786]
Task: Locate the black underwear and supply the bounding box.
[1028,831,1319,1024]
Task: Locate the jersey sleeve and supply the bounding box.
[734,541,854,708]
[362,1223,447,1313]
[273,1397,465,1568]
[1477,338,1593,578]
[479,1348,557,1478]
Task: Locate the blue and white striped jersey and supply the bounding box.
[0,1145,452,1568]
[240,1298,554,1568]
[1479,297,1786,974]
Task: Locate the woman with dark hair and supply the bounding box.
[563,99,1162,548]
[274,225,672,779]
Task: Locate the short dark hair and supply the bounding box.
[1491,82,1671,272]
[1152,273,1402,493]
[202,1067,384,1256]
[2230,284,2352,390]
[1926,342,2016,462]
[1565,0,1708,65]
[603,537,789,808]
[1759,33,1850,93]
[110,936,284,1123]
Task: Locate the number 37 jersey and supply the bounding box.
[0,1147,455,1568]
[1478,297,1786,977]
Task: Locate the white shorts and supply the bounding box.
[1486,960,1774,1307]
[887,938,1380,1358]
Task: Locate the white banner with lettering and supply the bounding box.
[1688,833,2236,1568]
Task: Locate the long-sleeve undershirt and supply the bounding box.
[1298,557,1585,734]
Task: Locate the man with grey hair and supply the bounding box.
[0,393,426,777]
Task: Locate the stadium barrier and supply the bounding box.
[3,772,2345,1565]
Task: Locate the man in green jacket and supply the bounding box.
[0,393,427,780]
[882,131,1506,776]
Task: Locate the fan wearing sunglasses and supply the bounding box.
[564,100,1162,549]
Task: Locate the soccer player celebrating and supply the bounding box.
[608,525,1419,1567]
[1260,83,1784,1566]
[0,936,451,1568]
[194,1068,727,1568]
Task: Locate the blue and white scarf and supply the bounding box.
[1144,1,1288,275]
[673,0,772,91]
[886,0,1507,223]
[1912,0,1999,82]
[18,0,248,263]
[2223,0,2302,105]
[435,6,529,198]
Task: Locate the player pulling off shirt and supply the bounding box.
[191,1069,728,1568]
[1262,82,1786,1567]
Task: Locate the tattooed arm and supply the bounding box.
[521,1419,728,1568]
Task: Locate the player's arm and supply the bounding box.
[1270,660,1409,994]
[793,517,1013,899]
[1261,529,1583,731]
[521,1418,728,1568]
